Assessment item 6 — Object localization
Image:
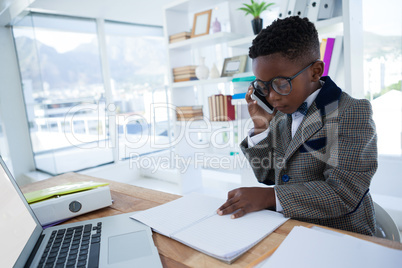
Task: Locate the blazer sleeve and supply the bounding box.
[275,99,378,220]
[240,132,276,185]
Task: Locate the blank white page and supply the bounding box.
[263,226,402,268]
[173,209,288,261]
[130,192,223,236]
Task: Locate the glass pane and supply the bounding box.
[13,14,113,175]
[363,0,402,156]
[104,21,170,160]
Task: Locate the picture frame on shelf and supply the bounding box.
[191,9,212,38]
[221,55,248,77]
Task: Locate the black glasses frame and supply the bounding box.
[251,60,319,96]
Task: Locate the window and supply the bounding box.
[12,14,170,174]
[104,21,170,160]
[13,14,113,174]
[363,0,402,156]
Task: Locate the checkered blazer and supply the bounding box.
[240,77,378,235]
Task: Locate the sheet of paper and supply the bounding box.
[130,192,223,236]
[173,209,288,261]
[262,226,402,268]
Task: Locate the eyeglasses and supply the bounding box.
[251,61,318,96]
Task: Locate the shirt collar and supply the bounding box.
[293,80,324,116]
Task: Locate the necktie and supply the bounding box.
[296,102,308,116]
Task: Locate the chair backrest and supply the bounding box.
[374,202,401,242]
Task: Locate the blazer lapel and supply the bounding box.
[281,76,342,163]
[284,103,323,161]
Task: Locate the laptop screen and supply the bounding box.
[0,164,38,267]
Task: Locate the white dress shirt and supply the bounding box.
[247,87,322,212]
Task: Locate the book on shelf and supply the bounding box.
[173,74,198,82]
[208,94,235,121]
[174,77,198,83]
[130,193,289,264]
[319,36,343,77]
[328,35,343,77]
[176,105,203,121]
[169,31,191,43]
[322,37,335,76]
[320,38,327,61]
[172,65,198,82]
[172,65,197,73]
[173,73,196,80]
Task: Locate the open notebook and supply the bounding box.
[130,193,288,264]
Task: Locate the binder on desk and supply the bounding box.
[24,181,109,203]
[24,181,112,226]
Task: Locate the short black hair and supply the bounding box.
[249,16,320,63]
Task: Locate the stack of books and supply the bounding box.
[172,66,198,82]
[208,94,235,121]
[176,106,203,121]
[169,32,191,43]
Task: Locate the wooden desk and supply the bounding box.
[21,173,402,268]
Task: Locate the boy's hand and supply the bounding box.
[246,86,276,135]
[216,187,276,219]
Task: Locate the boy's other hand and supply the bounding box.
[216,187,276,219]
[246,86,276,135]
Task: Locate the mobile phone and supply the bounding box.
[251,89,274,114]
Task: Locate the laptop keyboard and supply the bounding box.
[38,222,102,268]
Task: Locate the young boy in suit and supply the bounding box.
[217,16,378,235]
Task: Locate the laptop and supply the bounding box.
[0,156,162,268]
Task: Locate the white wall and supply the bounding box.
[371,155,402,230]
[0,26,36,181]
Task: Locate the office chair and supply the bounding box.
[374,202,401,242]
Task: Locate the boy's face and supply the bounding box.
[252,54,319,115]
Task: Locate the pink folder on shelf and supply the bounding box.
[322,37,335,76]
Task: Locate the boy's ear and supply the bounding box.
[311,61,324,82]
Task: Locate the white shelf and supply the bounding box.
[227,16,344,49]
[315,16,343,30]
[172,76,232,88]
[175,119,238,128]
[164,0,237,13]
[315,16,343,34]
[231,98,246,105]
[169,32,244,50]
[227,35,254,48]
